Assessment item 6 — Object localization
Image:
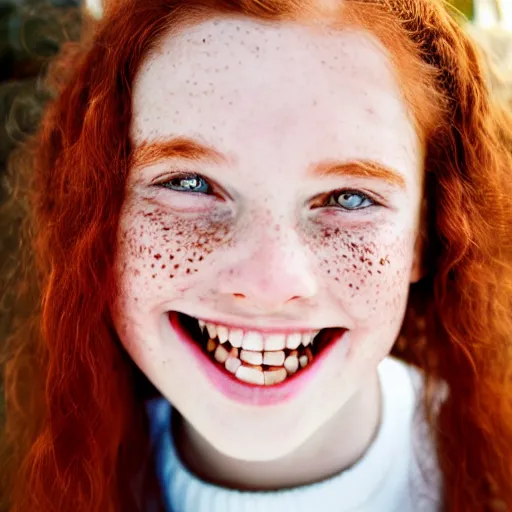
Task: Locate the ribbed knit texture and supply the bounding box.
[146,357,442,512]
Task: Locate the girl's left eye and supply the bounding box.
[159,174,212,194]
[328,190,375,210]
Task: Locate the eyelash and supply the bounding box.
[156,173,379,211]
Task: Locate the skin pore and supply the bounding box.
[111,17,424,490]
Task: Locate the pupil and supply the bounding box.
[164,174,209,194]
[182,177,200,189]
[339,193,362,208]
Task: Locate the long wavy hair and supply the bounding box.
[1,0,512,510]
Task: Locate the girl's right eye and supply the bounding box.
[158,174,212,195]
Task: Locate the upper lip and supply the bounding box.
[173,311,345,334]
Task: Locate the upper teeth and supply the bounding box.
[198,320,318,351]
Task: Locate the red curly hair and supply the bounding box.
[1,0,512,510]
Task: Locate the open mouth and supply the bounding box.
[176,312,345,387]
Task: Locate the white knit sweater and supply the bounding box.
[145,357,443,512]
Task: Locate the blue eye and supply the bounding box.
[330,191,374,210]
[161,174,211,194]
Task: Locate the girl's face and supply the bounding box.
[112,18,423,461]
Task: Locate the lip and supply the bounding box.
[169,311,348,407]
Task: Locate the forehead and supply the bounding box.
[131,17,419,179]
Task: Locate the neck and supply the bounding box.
[173,370,382,491]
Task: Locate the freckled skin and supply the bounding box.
[112,18,423,474]
[118,203,232,295]
[309,225,414,325]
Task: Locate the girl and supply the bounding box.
[1,0,512,511]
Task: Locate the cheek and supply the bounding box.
[309,225,415,325]
[115,203,232,302]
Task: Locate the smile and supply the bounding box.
[176,312,346,387]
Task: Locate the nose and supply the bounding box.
[217,231,318,314]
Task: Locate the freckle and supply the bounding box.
[151,264,155,268]
[342,254,348,259]
[186,268,191,274]
[154,254,162,260]
[199,255,204,261]
[152,274,156,279]
[174,264,179,269]
[177,248,181,252]
[335,277,340,282]
[352,265,357,270]
[170,255,174,260]
[194,269,198,272]
[349,283,353,288]
[161,264,166,269]
[187,258,193,262]
[170,274,174,278]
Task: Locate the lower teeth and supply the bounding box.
[205,336,314,386]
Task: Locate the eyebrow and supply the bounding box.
[311,160,407,191]
[133,136,407,191]
[132,137,229,169]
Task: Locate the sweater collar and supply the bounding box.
[146,357,419,512]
